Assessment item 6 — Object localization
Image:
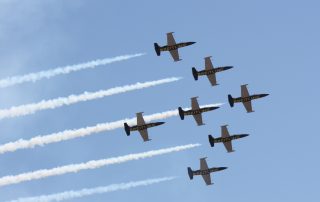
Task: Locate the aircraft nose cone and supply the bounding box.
[241,134,249,138]
[188,42,196,45]
[225,66,234,70]
[158,122,165,125]
[261,94,269,98]
[220,167,228,171]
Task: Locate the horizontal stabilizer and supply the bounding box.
[178,107,185,120]
[124,123,131,136]
[208,135,215,147]
[154,43,161,56]
[192,67,198,80]
[187,167,194,180]
[228,94,234,107]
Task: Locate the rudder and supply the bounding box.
[208,135,215,147]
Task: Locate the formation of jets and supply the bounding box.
[123,32,268,186]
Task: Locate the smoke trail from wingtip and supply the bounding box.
[0,77,182,120]
[0,104,222,154]
[6,177,176,202]
[0,53,145,88]
[0,144,199,187]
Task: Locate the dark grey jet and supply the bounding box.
[208,125,249,153]
[178,97,219,126]
[154,32,195,62]
[188,157,227,186]
[192,56,233,86]
[228,84,269,113]
[124,112,165,142]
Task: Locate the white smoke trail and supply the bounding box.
[0,104,221,154]
[0,53,145,88]
[0,144,199,187]
[0,77,181,120]
[6,177,176,202]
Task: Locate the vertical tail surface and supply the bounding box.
[192,67,198,80]
[228,94,234,107]
[178,107,185,120]
[124,123,131,136]
[208,135,215,147]
[187,167,194,180]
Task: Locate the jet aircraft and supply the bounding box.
[228,84,269,113]
[154,32,195,62]
[188,157,227,186]
[192,56,233,86]
[178,97,219,126]
[124,112,165,142]
[208,125,249,153]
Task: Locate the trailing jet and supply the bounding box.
[124,112,165,142]
[178,97,219,126]
[208,125,249,153]
[188,157,227,186]
[154,32,195,62]
[192,56,233,86]
[228,84,269,113]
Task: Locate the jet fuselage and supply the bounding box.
[184,106,219,116]
[214,134,249,143]
[130,122,165,131]
[234,94,269,103]
[160,42,195,51]
[197,66,233,76]
[193,167,227,176]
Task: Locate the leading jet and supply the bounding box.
[228,84,269,113]
[192,56,233,86]
[208,125,249,153]
[178,97,219,126]
[188,157,227,186]
[124,112,165,142]
[154,32,195,62]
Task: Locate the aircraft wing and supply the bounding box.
[138,129,150,142]
[191,97,200,110]
[136,112,146,126]
[207,74,217,86]
[169,49,180,62]
[193,114,204,126]
[200,158,212,185]
[202,173,212,185]
[241,84,250,98]
[241,85,254,113]
[167,32,176,45]
[205,57,214,70]
[243,101,254,113]
[221,125,233,152]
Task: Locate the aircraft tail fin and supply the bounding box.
[228,94,234,107]
[124,123,131,136]
[192,67,198,80]
[208,135,215,147]
[154,43,161,56]
[187,167,194,180]
[178,107,185,120]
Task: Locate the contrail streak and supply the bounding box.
[0,104,221,154]
[6,176,176,202]
[0,53,145,88]
[0,77,181,119]
[0,144,199,187]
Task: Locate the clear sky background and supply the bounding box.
[0,0,319,201]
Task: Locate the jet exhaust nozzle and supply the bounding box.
[187,167,194,180]
[178,107,185,120]
[124,123,131,136]
[192,67,198,80]
[154,43,161,56]
[228,94,234,107]
[208,135,215,147]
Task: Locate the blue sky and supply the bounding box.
[0,0,319,201]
